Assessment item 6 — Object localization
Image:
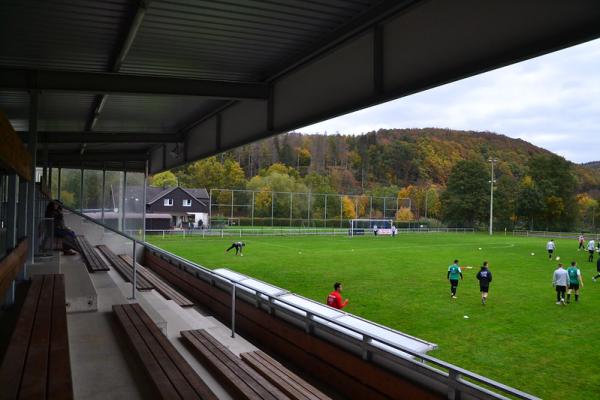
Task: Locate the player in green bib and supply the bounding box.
[566,261,583,303]
[447,259,463,298]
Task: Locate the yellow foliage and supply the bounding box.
[396,207,414,221]
[521,175,534,188]
[342,196,356,219]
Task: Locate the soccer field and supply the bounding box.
[146,233,600,399]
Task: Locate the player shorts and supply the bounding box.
[590,250,595,255]
[548,249,554,254]
[449,279,459,287]
[555,285,566,293]
[479,285,489,293]
[568,283,579,290]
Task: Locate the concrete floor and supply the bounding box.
[29,244,259,400]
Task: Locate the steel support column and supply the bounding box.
[17,179,27,241]
[101,167,106,225]
[26,91,38,264]
[4,175,18,305]
[121,169,127,232]
[57,168,61,201]
[142,160,148,241]
[80,168,84,214]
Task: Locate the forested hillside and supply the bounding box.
[153,128,600,231]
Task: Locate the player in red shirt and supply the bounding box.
[327,282,349,309]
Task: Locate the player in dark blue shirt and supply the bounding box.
[476,261,493,305]
[225,241,245,256]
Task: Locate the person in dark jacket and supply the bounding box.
[225,241,245,256]
[476,261,493,305]
[45,200,79,255]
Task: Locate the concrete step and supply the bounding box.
[28,253,98,313]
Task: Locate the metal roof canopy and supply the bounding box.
[1,0,599,173]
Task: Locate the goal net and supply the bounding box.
[227,217,241,226]
[350,219,393,236]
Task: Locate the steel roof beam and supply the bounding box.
[20,131,183,144]
[86,0,152,131]
[44,151,148,162]
[0,68,269,100]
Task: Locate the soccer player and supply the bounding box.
[588,239,596,262]
[566,261,583,303]
[546,239,555,260]
[225,241,245,256]
[327,282,349,309]
[593,257,600,282]
[373,224,378,236]
[447,259,463,299]
[578,234,585,251]
[552,263,568,305]
[476,261,493,305]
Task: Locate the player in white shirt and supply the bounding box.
[588,239,596,262]
[552,263,568,305]
[578,234,585,251]
[546,240,555,260]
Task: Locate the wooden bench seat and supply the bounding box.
[97,245,153,290]
[241,351,332,400]
[119,255,194,307]
[113,303,217,400]
[181,329,289,400]
[75,236,109,273]
[0,274,73,400]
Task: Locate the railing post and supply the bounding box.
[448,369,462,400]
[131,240,137,299]
[231,282,236,338]
[26,90,38,264]
[362,334,372,361]
[305,312,314,334]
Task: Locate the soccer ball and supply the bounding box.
[531,252,535,256]
[555,256,560,261]
[478,247,482,250]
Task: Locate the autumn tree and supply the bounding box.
[516,176,545,230]
[149,171,178,188]
[441,160,490,227]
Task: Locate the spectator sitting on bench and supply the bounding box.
[45,200,79,255]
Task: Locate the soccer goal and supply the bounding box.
[349,219,393,236]
[227,217,241,226]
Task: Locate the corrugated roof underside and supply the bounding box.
[95,95,226,132]
[0,91,29,131]
[121,0,378,80]
[0,0,131,72]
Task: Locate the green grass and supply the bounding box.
[146,233,600,399]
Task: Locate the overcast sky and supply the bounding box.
[299,38,600,164]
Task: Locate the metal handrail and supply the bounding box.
[65,205,538,399]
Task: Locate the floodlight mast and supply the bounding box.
[488,158,498,235]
